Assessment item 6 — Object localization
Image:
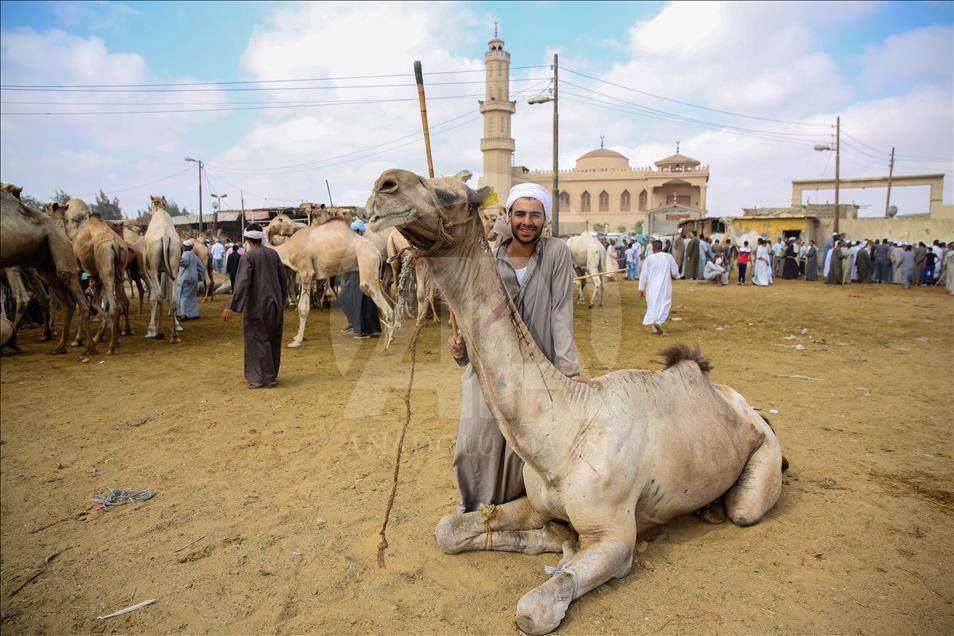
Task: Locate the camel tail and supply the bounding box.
[658,344,712,375]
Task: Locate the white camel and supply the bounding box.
[367,168,786,635]
[566,231,610,308]
[142,195,182,342]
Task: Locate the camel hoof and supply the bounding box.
[287,340,302,348]
[70,340,83,347]
[49,347,67,355]
[515,576,572,635]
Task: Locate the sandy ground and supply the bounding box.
[1,276,952,635]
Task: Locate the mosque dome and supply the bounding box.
[575,148,630,170]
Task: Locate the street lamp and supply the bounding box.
[185,157,204,233]
[813,116,840,234]
[528,53,559,236]
[211,193,228,235]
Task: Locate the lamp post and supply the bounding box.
[813,115,840,234]
[185,157,204,233]
[528,53,559,236]
[211,193,228,236]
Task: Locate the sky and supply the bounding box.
[1,0,952,219]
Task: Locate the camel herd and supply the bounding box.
[0,182,508,355]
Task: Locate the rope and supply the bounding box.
[544,563,579,600]
[91,487,156,510]
[376,317,428,568]
[479,504,500,549]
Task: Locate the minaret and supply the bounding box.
[479,26,515,210]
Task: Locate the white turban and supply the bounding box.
[244,229,265,240]
[505,183,552,223]
[182,239,194,247]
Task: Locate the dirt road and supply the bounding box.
[2,278,952,634]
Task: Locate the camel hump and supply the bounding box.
[658,344,712,375]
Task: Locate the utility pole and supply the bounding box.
[552,53,559,237]
[884,147,895,217]
[241,189,246,236]
[185,157,204,233]
[833,116,840,235]
[325,179,335,207]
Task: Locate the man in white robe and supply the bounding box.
[638,239,679,334]
[753,238,773,286]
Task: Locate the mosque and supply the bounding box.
[478,34,709,236]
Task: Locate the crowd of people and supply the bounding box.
[601,232,954,293]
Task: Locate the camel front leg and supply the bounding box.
[515,514,637,635]
[360,277,394,350]
[287,274,312,348]
[169,275,181,343]
[435,497,569,555]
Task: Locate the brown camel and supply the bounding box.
[271,218,395,348]
[367,168,785,635]
[142,195,182,342]
[0,188,94,354]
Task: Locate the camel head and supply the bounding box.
[43,198,90,240]
[0,183,23,199]
[265,214,305,245]
[149,195,168,213]
[367,168,490,252]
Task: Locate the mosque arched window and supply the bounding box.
[560,191,570,208]
[581,191,591,212]
[620,190,631,212]
[638,189,648,211]
[599,191,609,212]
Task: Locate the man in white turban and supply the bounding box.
[176,238,204,320]
[446,182,589,513]
[222,223,288,388]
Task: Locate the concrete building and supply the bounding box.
[478,34,709,236]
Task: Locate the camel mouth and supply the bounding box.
[368,206,415,230]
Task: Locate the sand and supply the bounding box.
[1,277,952,634]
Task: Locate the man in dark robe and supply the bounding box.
[222,224,287,388]
[856,241,872,283]
[914,242,928,286]
[338,219,381,339]
[684,232,700,280]
[782,239,800,279]
[226,243,242,292]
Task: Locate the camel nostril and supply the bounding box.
[379,179,399,193]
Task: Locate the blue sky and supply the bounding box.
[1,1,952,216]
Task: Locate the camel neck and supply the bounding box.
[424,226,575,474]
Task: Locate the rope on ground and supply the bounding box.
[92,487,156,511]
[377,317,428,568]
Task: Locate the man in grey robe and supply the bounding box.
[899,245,916,289]
[176,239,205,320]
[826,241,847,284]
[874,239,892,283]
[805,241,819,281]
[222,224,288,388]
[447,183,587,513]
[697,237,710,279]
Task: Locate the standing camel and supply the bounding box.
[566,232,609,308]
[270,218,395,348]
[367,169,785,635]
[0,188,94,354]
[142,195,182,342]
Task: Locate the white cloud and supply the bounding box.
[858,25,954,92]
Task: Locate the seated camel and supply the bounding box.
[367,168,785,635]
[0,188,94,354]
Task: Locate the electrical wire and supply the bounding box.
[562,67,831,128]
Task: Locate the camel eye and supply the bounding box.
[435,189,456,205]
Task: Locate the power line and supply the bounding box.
[562,67,830,128]
[72,166,195,198]
[0,76,549,94]
[0,93,485,116]
[0,66,549,89]
[560,83,829,140]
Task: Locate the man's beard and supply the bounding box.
[511,223,542,245]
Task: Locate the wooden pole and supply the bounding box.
[834,116,840,235]
[574,268,625,281]
[884,147,895,217]
[325,179,335,207]
[414,61,435,178]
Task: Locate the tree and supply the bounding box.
[634,220,644,235]
[90,189,123,220]
[20,193,44,210]
[164,199,190,217]
[52,189,70,204]
[593,222,608,232]
[617,224,627,234]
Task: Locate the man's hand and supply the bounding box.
[570,375,593,386]
[221,307,234,321]
[447,334,466,360]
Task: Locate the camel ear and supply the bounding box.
[454,169,473,183]
[468,186,493,208]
